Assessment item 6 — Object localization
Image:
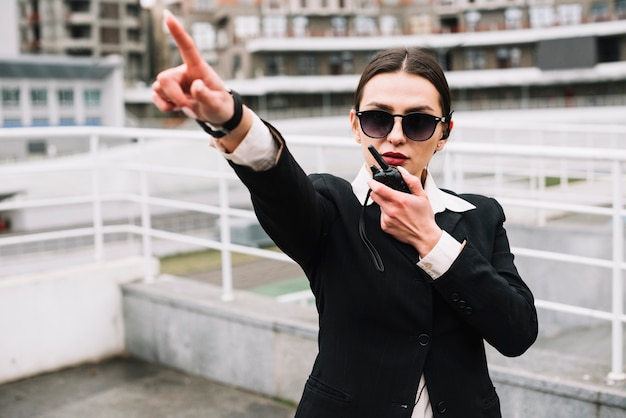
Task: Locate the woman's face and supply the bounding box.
[350,71,450,178]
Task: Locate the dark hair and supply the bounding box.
[354,48,452,120]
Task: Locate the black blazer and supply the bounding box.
[231,127,538,418]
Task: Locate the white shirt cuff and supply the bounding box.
[417,232,463,279]
[210,112,278,171]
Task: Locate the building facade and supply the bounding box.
[0,54,125,159]
[134,0,626,122]
[17,0,151,85]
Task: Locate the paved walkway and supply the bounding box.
[0,357,297,418]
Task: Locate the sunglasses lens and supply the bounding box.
[359,111,393,138]
[403,113,437,142]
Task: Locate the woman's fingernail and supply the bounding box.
[181,107,198,119]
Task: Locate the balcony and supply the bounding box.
[1,108,626,415]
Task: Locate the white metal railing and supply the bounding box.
[0,123,625,381]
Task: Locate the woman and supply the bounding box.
[153,11,538,418]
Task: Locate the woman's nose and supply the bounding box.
[386,116,406,145]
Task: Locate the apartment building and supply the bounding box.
[0,54,125,159]
[140,0,623,118]
[17,0,150,85]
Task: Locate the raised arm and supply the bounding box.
[151,10,252,153]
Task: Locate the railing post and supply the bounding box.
[138,137,154,283]
[218,158,234,301]
[608,159,626,381]
[89,134,103,262]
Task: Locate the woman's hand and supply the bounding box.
[367,166,442,257]
[152,10,252,150]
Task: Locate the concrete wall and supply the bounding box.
[123,275,626,416]
[0,256,156,385]
[123,275,318,403]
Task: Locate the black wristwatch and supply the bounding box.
[196,90,243,138]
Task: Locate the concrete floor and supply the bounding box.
[0,356,297,418]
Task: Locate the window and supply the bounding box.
[192,23,215,51]
[557,4,582,25]
[266,56,286,76]
[504,7,523,29]
[59,118,75,126]
[589,2,609,21]
[263,15,287,37]
[464,49,486,70]
[31,89,47,107]
[100,2,119,19]
[2,89,20,107]
[331,16,347,36]
[297,55,317,75]
[292,16,308,37]
[58,89,74,106]
[85,117,101,126]
[380,15,398,36]
[32,118,49,127]
[529,5,555,28]
[465,10,481,31]
[27,141,47,155]
[234,16,260,39]
[84,89,101,107]
[3,119,22,128]
[355,16,377,36]
[101,27,120,44]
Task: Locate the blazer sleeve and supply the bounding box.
[227,123,336,271]
[432,196,538,357]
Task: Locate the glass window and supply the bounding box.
[84,89,101,107]
[234,16,260,39]
[58,89,74,106]
[266,56,286,76]
[59,117,75,126]
[355,16,377,36]
[504,7,523,29]
[331,16,347,36]
[3,119,22,128]
[589,2,609,21]
[263,15,287,37]
[529,5,555,28]
[31,89,47,106]
[85,117,101,126]
[292,16,308,37]
[2,89,20,107]
[297,55,317,75]
[192,22,215,51]
[27,140,47,154]
[380,15,398,36]
[32,118,48,127]
[557,4,582,25]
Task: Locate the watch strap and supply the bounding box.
[196,90,243,138]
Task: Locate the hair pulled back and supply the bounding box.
[354,48,452,119]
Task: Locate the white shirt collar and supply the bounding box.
[351,164,476,214]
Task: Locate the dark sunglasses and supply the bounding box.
[356,110,450,142]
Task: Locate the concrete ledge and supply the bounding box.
[122,275,318,403]
[0,256,155,384]
[123,276,626,415]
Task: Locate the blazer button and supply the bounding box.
[464,306,473,315]
[418,334,430,346]
[437,401,448,413]
[457,299,467,308]
[450,293,460,302]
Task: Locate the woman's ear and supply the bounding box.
[349,109,361,143]
[442,119,454,139]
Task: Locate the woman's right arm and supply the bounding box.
[152,10,252,154]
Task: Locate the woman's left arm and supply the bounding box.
[431,197,538,357]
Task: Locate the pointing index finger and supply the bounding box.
[163,10,204,68]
